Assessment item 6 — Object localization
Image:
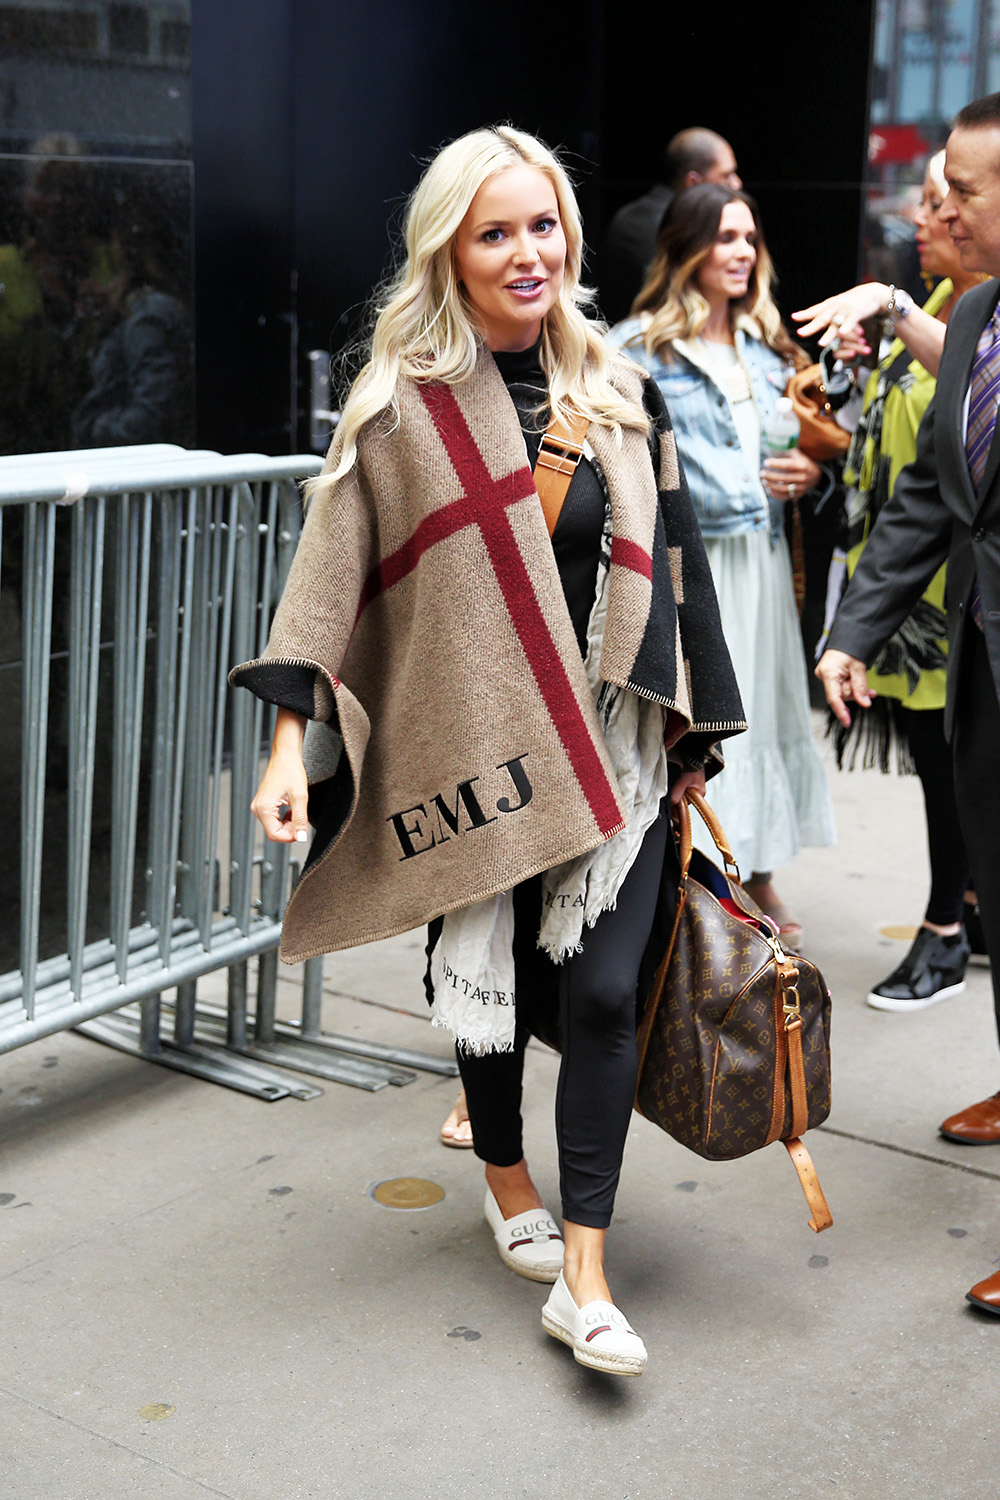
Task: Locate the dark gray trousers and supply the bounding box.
[952,625,1000,1045]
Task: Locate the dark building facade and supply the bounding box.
[0,0,881,462]
[9,1,1000,459]
[192,0,877,455]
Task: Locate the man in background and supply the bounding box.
[816,92,1000,1314]
[599,127,741,324]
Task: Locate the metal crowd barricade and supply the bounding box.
[0,445,457,1099]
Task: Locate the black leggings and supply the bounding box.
[898,704,971,927]
[455,808,673,1230]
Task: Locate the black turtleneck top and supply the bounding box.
[492,342,606,656]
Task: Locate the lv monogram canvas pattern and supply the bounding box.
[636,872,832,1161]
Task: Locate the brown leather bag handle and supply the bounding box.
[671,788,740,882]
[533,408,589,537]
[671,791,695,883]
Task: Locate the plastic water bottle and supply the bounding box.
[763,396,800,455]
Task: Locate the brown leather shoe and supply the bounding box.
[967,1268,1000,1313]
[939,1091,1000,1143]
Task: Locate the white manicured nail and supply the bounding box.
[295,830,308,843]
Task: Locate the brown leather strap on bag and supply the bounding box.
[784,1136,833,1233]
[684,788,740,879]
[533,408,588,537]
[786,1016,810,1139]
[765,995,790,1146]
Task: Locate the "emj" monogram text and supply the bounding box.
[387,754,532,861]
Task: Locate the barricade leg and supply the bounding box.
[175,979,196,1048]
[139,994,162,1056]
[255,949,278,1044]
[227,961,248,1051]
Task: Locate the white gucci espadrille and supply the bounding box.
[541,1271,647,1376]
[484,1188,564,1283]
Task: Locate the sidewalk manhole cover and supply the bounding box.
[368,1177,445,1210]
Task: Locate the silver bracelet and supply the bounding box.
[883,284,914,338]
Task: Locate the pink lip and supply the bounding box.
[504,279,546,298]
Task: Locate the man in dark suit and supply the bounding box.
[817,92,1000,1314]
[599,128,741,324]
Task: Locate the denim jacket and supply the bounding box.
[608,314,795,542]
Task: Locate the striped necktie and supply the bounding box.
[964,302,1000,627]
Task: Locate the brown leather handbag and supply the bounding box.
[635,791,833,1232]
[787,362,852,462]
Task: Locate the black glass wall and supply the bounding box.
[0,0,194,456]
[0,2,194,970]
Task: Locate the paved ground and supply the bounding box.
[2,724,999,1499]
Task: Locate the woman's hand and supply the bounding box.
[251,707,310,843]
[792,284,889,348]
[829,324,872,363]
[669,766,707,806]
[796,280,950,378]
[760,451,823,502]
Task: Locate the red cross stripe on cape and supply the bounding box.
[355,381,626,838]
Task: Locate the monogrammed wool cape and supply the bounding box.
[230,349,744,963]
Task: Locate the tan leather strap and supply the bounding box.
[765,982,789,1146]
[786,1015,809,1139]
[765,949,807,1146]
[671,792,694,883]
[533,409,589,537]
[784,1137,833,1233]
[684,788,740,879]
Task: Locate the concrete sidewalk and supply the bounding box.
[2,726,998,1499]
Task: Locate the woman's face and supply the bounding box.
[914,166,964,282]
[695,201,757,309]
[453,163,567,351]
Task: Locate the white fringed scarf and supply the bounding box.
[430,513,668,1053]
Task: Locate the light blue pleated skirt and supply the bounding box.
[695,528,836,876]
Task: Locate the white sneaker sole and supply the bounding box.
[541,1307,646,1376]
[866,979,967,1012]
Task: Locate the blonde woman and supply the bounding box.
[609,183,835,943]
[232,127,744,1377]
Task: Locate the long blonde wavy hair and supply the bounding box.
[309,125,647,495]
[629,184,807,369]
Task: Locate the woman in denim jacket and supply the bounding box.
[609,184,835,941]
